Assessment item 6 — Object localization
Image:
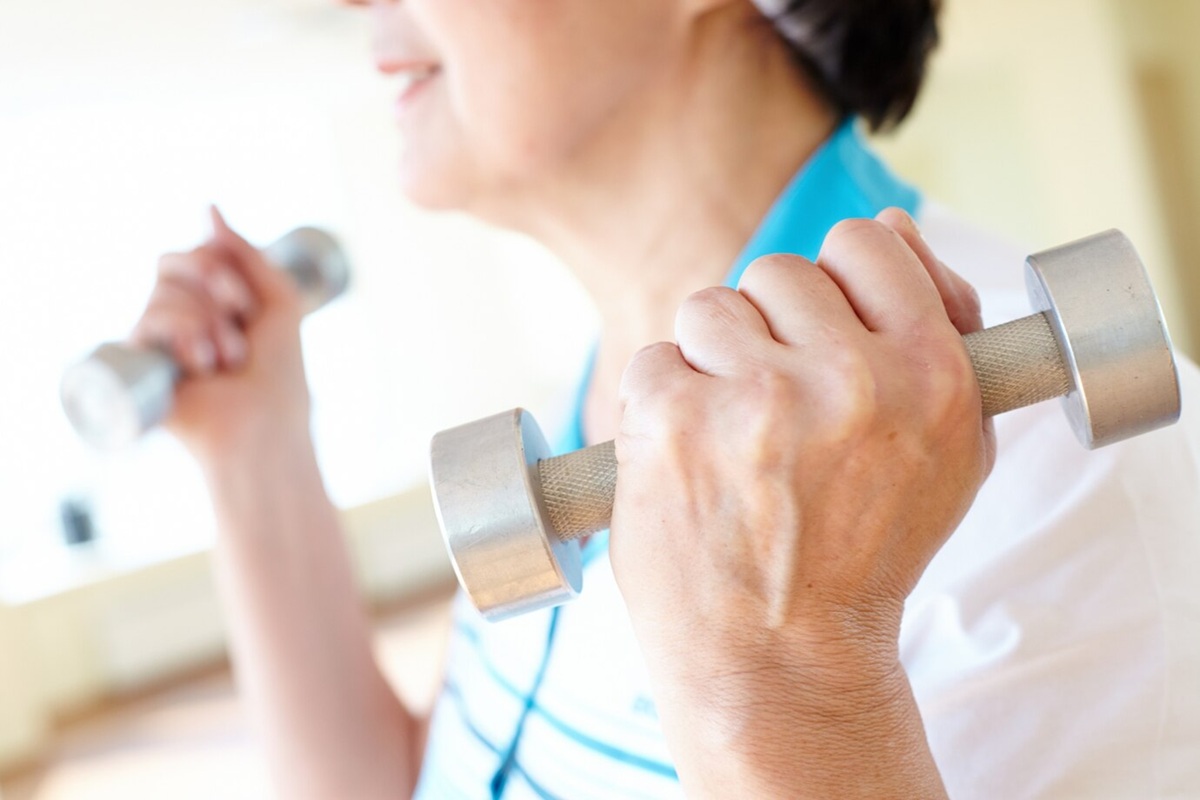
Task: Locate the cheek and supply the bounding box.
[455,66,588,175]
[393,52,556,208]
[454,45,671,184]
[403,0,675,204]
[438,3,670,177]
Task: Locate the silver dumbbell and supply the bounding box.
[430,229,1182,621]
[61,226,350,450]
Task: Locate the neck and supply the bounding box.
[479,10,837,440]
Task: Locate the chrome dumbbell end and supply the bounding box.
[263,226,352,314]
[430,408,582,622]
[60,343,180,451]
[1023,229,1180,449]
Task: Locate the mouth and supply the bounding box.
[395,64,441,111]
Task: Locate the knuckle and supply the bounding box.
[650,378,694,422]
[155,252,182,275]
[738,253,808,293]
[149,279,207,315]
[678,285,740,322]
[743,368,801,415]
[827,216,887,246]
[622,355,699,439]
[876,205,914,229]
[620,343,682,407]
[737,347,882,450]
[922,343,978,423]
[634,340,678,362]
[820,218,896,267]
[823,348,879,429]
[157,250,202,277]
[782,343,880,447]
[676,287,750,347]
[956,278,983,321]
[738,370,802,456]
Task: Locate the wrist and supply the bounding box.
[641,604,940,799]
[659,648,940,800]
[187,404,312,468]
[196,420,320,504]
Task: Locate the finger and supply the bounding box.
[619,338,710,450]
[203,252,259,324]
[874,210,996,458]
[135,276,245,374]
[157,249,258,324]
[618,341,704,426]
[132,280,220,375]
[735,253,860,347]
[209,206,296,306]
[673,286,775,378]
[213,317,248,370]
[875,208,982,335]
[815,217,947,334]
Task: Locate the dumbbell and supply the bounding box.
[430,229,1182,621]
[60,226,350,450]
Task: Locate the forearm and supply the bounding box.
[203,429,423,799]
[641,616,947,799]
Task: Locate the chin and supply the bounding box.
[395,136,537,228]
[397,160,471,212]
[398,136,496,214]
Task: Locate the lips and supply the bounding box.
[388,63,441,114]
[397,64,440,93]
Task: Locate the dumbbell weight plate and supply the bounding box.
[430,407,582,621]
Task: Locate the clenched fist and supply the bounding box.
[610,208,994,799]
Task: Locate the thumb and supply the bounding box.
[208,205,297,306]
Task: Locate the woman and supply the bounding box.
[134,0,1200,797]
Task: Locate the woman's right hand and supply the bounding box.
[130,207,313,464]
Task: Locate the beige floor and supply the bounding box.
[1,590,455,800]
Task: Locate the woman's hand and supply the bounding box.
[135,211,423,798]
[610,208,994,798]
[130,207,311,462]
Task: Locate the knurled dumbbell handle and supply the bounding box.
[537,311,1070,541]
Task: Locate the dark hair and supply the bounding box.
[769,0,941,132]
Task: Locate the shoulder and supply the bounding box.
[906,201,1200,796]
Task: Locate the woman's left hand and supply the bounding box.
[609,208,994,799]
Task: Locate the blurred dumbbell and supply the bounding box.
[430,229,1182,621]
[61,226,350,450]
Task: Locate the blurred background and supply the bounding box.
[1,0,1197,796]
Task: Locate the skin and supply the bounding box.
[614,213,993,796]
[132,0,993,796]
